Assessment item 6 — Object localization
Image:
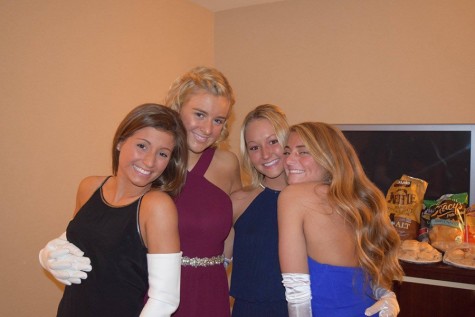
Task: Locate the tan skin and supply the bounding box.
[72,127,180,254]
[278,131,357,274]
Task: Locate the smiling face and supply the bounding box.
[284,131,328,185]
[179,90,230,155]
[117,127,175,190]
[245,118,285,181]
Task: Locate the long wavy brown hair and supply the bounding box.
[289,122,403,290]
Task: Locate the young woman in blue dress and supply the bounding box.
[229,106,400,317]
[229,104,290,316]
[278,122,404,317]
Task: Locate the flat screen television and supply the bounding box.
[336,124,474,206]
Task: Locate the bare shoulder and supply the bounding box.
[230,185,257,201]
[280,183,310,200]
[279,182,329,211]
[78,175,106,188]
[74,176,108,214]
[231,185,261,222]
[213,148,240,170]
[140,190,176,216]
[281,182,327,198]
[208,148,242,194]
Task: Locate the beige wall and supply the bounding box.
[215,0,475,154]
[0,1,214,316]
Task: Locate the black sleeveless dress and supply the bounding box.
[57,177,148,317]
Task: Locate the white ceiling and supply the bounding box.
[189,0,285,12]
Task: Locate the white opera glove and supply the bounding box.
[39,232,92,285]
[140,252,182,317]
[365,285,400,317]
[282,273,312,317]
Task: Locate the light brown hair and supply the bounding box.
[112,103,188,197]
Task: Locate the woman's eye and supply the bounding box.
[159,152,169,158]
[270,139,279,145]
[137,143,146,150]
[283,150,290,156]
[214,118,225,125]
[248,145,258,151]
[195,112,205,119]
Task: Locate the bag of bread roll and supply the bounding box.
[466,204,475,243]
[386,175,428,240]
[423,193,468,252]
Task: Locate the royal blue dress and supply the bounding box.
[308,257,376,317]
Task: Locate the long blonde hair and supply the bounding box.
[289,122,403,290]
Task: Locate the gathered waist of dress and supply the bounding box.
[181,254,225,267]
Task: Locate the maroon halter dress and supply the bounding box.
[172,147,233,316]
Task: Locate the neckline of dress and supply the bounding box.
[259,182,281,193]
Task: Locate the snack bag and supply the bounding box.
[423,193,468,252]
[465,204,475,243]
[386,175,428,240]
[418,204,431,242]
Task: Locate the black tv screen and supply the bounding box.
[337,124,473,205]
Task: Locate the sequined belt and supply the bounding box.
[181,254,225,267]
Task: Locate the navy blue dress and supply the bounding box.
[230,187,288,317]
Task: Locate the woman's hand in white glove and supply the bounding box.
[39,232,92,285]
[365,286,399,317]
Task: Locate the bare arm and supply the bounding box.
[139,190,180,254]
[139,190,181,317]
[278,186,309,274]
[278,186,313,317]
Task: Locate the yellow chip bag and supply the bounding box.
[386,175,428,240]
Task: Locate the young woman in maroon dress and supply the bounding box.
[40,67,241,317]
[164,66,241,316]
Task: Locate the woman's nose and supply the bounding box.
[261,146,270,159]
[200,119,213,135]
[284,152,296,164]
[143,152,155,167]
